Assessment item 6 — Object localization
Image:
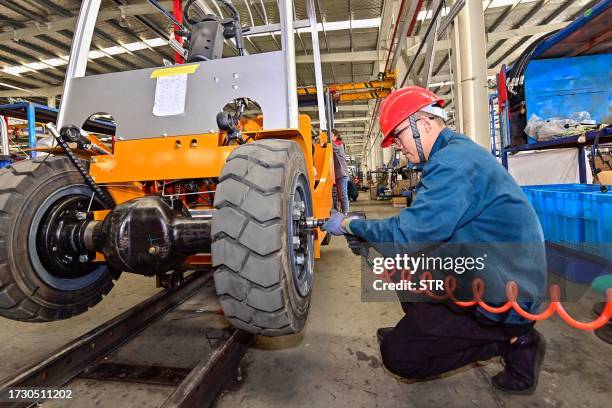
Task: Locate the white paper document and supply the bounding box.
[153,74,188,117]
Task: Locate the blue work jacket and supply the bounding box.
[350,128,547,324]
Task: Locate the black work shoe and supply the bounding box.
[377,327,394,344]
[492,330,546,395]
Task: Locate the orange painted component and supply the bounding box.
[89,127,313,184]
[28,133,111,156]
[89,134,233,183]
[311,131,335,254]
[104,182,146,204]
[335,89,392,102]
[298,77,396,95]
[92,209,111,221]
[83,113,332,263]
[87,134,113,154]
[240,116,264,132]
[185,254,212,265]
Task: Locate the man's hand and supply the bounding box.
[345,234,368,256]
[321,210,350,235]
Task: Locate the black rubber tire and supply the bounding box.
[0,157,119,322]
[212,139,313,336]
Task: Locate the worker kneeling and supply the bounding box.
[323,86,547,394]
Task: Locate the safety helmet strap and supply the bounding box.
[409,115,427,163]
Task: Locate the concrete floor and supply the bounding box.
[0,196,610,407]
[216,197,612,408]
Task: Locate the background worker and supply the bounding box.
[332,129,350,213]
[323,86,547,394]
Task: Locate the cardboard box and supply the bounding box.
[598,170,612,185]
[593,155,612,171]
[370,187,378,200]
[392,180,414,196]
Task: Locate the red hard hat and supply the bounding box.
[379,86,445,148]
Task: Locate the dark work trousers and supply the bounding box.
[380,302,534,380]
[335,176,350,214]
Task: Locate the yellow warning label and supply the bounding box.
[150,64,200,78]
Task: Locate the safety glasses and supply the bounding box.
[391,116,436,146]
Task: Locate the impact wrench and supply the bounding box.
[300,217,328,230]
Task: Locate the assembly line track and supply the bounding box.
[0,271,254,408]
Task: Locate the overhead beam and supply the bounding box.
[313,117,369,124]
[0,85,63,98]
[486,21,570,42]
[0,2,172,44]
[403,21,570,58]
[325,126,365,132]
[430,68,499,83]
[296,50,378,64]
[300,105,369,112]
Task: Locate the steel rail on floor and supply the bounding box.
[0,271,254,408]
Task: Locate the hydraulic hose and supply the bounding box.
[147,0,187,30]
[217,0,245,55]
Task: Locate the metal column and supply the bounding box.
[578,146,587,183]
[57,0,102,129]
[456,0,489,149]
[306,0,327,132]
[173,0,185,64]
[27,103,37,159]
[449,15,463,134]
[389,0,422,72]
[279,0,298,129]
[0,115,9,159]
[422,0,443,87]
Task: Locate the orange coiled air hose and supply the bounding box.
[381,269,612,330]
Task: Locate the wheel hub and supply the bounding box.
[290,182,314,297]
[36,195,97,279]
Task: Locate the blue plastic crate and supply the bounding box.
[582,191,612,259]
[524,54,612,124]
[546,244,610,284]
[521,184,611,260]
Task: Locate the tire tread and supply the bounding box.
[0,157,118,322]
[212,139,309,336]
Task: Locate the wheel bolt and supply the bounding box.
[51,246,58,252]
[63,255,73,263]
[79,254,89,263]
[295,254,305,265]
[75,211,87,221]
[292,236,301,248]
[293,201,305,218]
